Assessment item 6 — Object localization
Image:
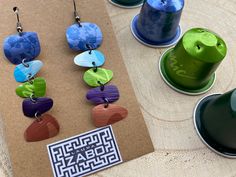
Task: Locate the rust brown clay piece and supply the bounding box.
[24,114,60,142]
[92,104,128,127]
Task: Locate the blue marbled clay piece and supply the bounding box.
[66,22,103,51]
[74,50,105,67]
[3,32,41,65]
[14,60,43,82]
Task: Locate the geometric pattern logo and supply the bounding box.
[47,126,122,177]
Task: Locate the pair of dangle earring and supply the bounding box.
[66,0,128,127]
[3,7,60,142]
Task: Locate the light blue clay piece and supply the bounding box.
[14,60,43,83]
[66,22,103,51]
[74,50,105,67]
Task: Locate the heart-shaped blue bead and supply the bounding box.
[14,60,43,82]
[3,32,41,65]
[66,23,103,51]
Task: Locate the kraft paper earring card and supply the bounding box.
[0,0,154,176]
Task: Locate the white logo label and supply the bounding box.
[47,126,122,177]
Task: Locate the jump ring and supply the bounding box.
[103,97,109,108]
[35,112,42,122]
[22,59,29,67]
[27,74,34,84]
[86,44,93,54]
[92,62,98,72]
[30,94,37,103]
[97,81,105,91]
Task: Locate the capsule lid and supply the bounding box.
[147,0,184,12]
[182,28,227,63]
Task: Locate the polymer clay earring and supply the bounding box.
[66,0,128,127]
[3,7,59,142]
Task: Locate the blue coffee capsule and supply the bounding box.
[3,32,41,64]
[74,50,105,67]
[14,60,43,82]
[131,0,184,48]
[66,22,103,51]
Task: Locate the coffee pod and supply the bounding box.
[109,0,143,8]
[194,89,236,158]
[159,28,227,95]
[131,0,184,47]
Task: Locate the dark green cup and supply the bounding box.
[194,89,236,158]
[109,0,143,8]
[159,28,227,95]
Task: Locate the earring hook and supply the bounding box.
[13,7,23,34]
[72,0,82,27]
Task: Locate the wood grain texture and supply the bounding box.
[1,0,236,176]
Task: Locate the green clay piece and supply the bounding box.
[83,68,113,87]
[16,77,46,98]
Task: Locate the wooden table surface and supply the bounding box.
[1,0,236,176]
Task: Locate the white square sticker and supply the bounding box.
[47,126,122,177]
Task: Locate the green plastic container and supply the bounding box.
[160,28,227,95]
[194,89,236,158]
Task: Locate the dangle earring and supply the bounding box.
[3,7,60,142]
[66,0,128,127]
